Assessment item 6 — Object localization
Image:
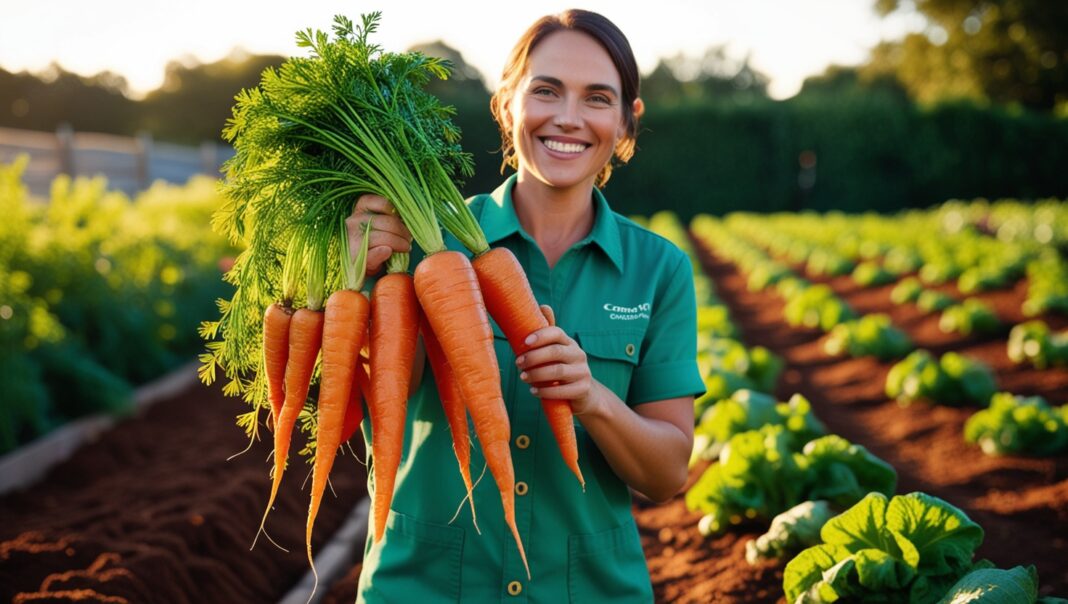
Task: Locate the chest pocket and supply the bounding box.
[575,329,642,403]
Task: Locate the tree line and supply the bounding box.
[1,0,1066,212]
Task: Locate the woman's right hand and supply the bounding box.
[345,194,413,276]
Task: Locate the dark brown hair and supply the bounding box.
[489,9,642,187]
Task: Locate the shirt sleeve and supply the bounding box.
[628,252,707,405]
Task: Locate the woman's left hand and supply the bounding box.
[515,305,600,415]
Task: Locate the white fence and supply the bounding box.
[0,125,233,197]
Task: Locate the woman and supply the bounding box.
[348,10,704,602]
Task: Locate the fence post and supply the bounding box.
[135,131,153,190]
[56,122,74,178]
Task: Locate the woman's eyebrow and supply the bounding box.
[531,75,619,96]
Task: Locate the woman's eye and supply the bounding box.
[532,87,556,97]
[588,94,612,105]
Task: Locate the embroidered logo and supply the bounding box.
[603,302,651,321]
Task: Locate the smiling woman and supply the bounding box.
[349,9,704,603]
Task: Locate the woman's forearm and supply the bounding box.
[575,381,693,503]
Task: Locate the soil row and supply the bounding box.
[0,383,368,604]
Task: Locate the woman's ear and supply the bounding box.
[632,97,645,120]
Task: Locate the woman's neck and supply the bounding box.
[512,173,596,269]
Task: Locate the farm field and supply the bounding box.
[2,203,1066,603]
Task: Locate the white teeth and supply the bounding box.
[543,139,586,154]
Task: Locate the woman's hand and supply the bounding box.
[515,305,601,415]
[345,194,413,276]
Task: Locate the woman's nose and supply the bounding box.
[552,97,581,130]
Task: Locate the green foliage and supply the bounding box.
[0,159,236,453]
[918,289,957,314]
[694,339,784,418]
[937,565,1068,604]
[746,500,835,565]
[1007,320,1068,369]
[783,284,855,332]
[686,427,894,537]
[891,276,924,304]
[886,350,997,406]
[206,13,477,420]
[964,393,1068,456]
[939,299,1002,336]
[852,261,896,287]
[870,0,1068,111]
[691,390,826,465]
[1023,253,1068,317]
[824,314,913,360]
[784,492,985,604]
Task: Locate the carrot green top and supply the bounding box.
[357,175,705,603]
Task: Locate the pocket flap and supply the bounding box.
[575,330,642,365]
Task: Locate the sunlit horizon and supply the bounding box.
[0,1,925,100]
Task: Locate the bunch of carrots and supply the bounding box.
[198,12,584,593]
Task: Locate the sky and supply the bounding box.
[0,0,926,100]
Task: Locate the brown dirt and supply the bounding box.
[0,381,368,604]
[670,241,1068,600]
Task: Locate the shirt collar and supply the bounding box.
[479,175,624,273]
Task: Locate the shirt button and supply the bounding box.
[515,481,529,496]
[515,434,530,449]
[625,343,636,356]
[507,580,523,596]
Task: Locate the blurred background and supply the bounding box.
[2,0,1066,212]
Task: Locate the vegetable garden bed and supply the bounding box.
[2,219,1065,603]
[0,381,367,604]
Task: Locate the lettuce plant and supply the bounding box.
[938,565,1068,604]
[1007,320,1068,369]
[852,261,896,287]
[824,314,913,360]
[939,299,1001,336]
[746,500,835,565]
[784,492,984,604]
[964,393,1068,456]
[691,390,825,464]
[886,350,997,406]
[686,427,893,537]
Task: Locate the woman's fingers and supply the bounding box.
[346,212,412,243]
[365,246,393,275]
[354,194,396,215]
[345,194,413,275]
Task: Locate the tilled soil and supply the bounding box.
[4,245,1065,603]
[673,242,1068,599]
[0,381,368,604]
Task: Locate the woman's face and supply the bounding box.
[507,30,627,192]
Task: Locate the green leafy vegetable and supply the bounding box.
[746,500,835,565]
[785,492,985,604]
[964,393,1068,456]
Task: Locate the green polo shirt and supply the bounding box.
[357,175,705,603]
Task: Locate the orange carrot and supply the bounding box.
[473,247,584,488]
[255,306,324,544]
[263,302,294,430]
[367,272,421,543]
[306,289,370,584]
[420,314,478,527]
[339,350,369,445]
[414,250,529,578]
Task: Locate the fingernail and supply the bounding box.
[519,372,528,382]
[524,334,536,345]
[515,355,525,365]
[530,387,538,395]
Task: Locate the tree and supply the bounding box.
[138,50,285,144]
[641,47,770,107]
[867,0,1068,110]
